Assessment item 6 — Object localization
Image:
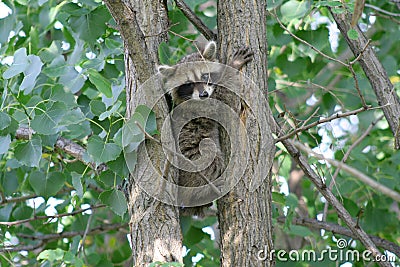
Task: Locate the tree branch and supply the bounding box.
[273,119,392,267]
[293,140,400,203]
[275,106,373,143]
[0,204,106,227]
[173,0,217,41]
[15,126,106,172]
[1,223,128,253]
[276,216,400,257]
[330,9,400,149]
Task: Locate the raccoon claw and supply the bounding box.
[230,46,254,70]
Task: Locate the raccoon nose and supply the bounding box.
[199,91,209,98]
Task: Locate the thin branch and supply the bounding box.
[323,115,384,221]
[0,204,106,227]
[365,3,400,17]
[270,10,349,67]
[276,216,400,257]
[275,106,371,143]
[273,119,392,266]
[1,223,128,253]
[0,194,37,206]
[15,126,107,172]
[293,141,400,203]
[173,0,217,41]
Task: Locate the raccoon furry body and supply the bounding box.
[158,41,253,216]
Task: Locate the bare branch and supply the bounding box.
[173,0,217,41]
[330,9,400,149]
[276,217,400,257]
[1,223,128,253]
[365,3,400,17]
[275,106,372,143]
[293,141,400,203]
[15,126,107,172]
[273,119,392,267]
[323,115,384,221]
[270,10,348,67]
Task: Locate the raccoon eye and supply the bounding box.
[176,83,195,98]
[201,73,210,81]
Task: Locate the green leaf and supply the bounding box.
[90,99,106,116]
[280,0,310,22]
[286,225,313,237]
[29,171,66,198]
[99,100,121,121]
[37,248,65,262]
[87,136,121,164]
[69,5,110,44]
[0,111,11,130]
[14,135,42,167]
[20,55,44,94]
[0,135,11,154]
[42,55,68,77]
[3,48,28,79]
[347,28,359,40]
[99,189,127,216]
[121,113,146,151]
[158,42,172,65]
[87,69,112,98]
[135,105,157,135]
[12,205,33,220]
[31,102,66,135]
[0,170,18,196]
[57,108,86,127]
[71,172,84,198]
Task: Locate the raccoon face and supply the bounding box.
[175,74,215,103]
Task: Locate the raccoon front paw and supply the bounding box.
[230,46,254,70]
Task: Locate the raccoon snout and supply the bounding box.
[199,91,209,98]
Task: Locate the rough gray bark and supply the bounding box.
[216,0,275,266]
[104,0,183,265]
[330,10,400,149]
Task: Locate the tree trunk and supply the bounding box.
[105,0,183,265]
[217,0,276,266]
[330,10,400,149]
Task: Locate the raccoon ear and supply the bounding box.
[157,65,175,76]
[202,41,216,60]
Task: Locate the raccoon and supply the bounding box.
[158,41,253,216]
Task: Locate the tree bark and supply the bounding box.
[104,0,183,265]
[217,0,275,266]
[330,10,400,149]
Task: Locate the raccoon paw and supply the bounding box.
[230,46,254,70]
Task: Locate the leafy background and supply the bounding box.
[0,0,399,266]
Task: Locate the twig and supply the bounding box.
[365,3,400,17]
[349,39,372,65]
[322,115,384,221]
[15,126,107,172]
[293,140,400,203]
[275,106,371,143]
[348,65,368,108]
[173,0,217,41]
[273,118,393,266]
[276,216,400,257]
[1,194,37,206]
[1,223,128,253]
[270,10,349,67]
[0,204,106,227]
